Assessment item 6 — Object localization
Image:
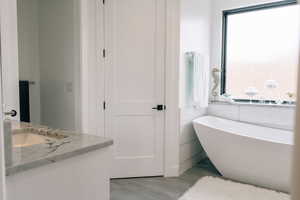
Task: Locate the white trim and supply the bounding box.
[179,152,207,175]
[0,2,7,200]
[292,67,300,199]
[292,3,300,198]
[0,0,18,198]
[164,0,181,177]
[0,37,6,200]
[73,0,82,132]
[79,0,89,134]
[80,0,105,136]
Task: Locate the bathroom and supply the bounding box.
[0,0,300,199]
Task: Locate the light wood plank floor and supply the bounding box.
[110,159,220,200]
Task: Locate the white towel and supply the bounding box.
[186,52,209,108]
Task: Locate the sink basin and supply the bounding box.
[13,133,52,148]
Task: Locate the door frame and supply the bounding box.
[0,40,6,200]
[0,0,10,199]
[292,1,300,198]
[80,0,181,177]
[293,51,300,199]
[80,0,105,137]
[164,0,180,177]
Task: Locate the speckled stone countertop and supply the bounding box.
[6,122,113,176]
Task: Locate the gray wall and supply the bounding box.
[18,0,81,130]
[39,0,80,131]
[17,0,41,124]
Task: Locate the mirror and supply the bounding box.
[17,0,81,131]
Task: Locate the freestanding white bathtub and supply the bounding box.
[193,116,294,192]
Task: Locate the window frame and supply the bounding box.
[221,0,298,102]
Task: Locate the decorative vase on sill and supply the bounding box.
[264,80,278,104]
[219,93,233,103]
[211,67,221,102]
[245,87,259,104]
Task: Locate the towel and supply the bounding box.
[19,80,31,122]
[185,52,209,108]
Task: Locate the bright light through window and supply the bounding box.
[223,4,300,102]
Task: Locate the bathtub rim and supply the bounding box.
[193,116,294,146]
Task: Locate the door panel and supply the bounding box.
[0,0,20,121]
[105,0,165,178]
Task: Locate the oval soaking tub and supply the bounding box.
[193,116,293,192]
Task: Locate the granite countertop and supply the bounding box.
[6,122,113,176]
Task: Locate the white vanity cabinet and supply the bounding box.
[6,147,112,200]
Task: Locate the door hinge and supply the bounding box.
[102,49,106,58]
[103,101,106,110]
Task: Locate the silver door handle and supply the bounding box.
[4,110,17,117]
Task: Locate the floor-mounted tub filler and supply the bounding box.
[193,116,293,192]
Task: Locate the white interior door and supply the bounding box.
[105,0,166,178]
[0,0,19,121]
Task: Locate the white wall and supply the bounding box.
[39,0,80,131]
[178,0,211,174]
[209,0,296,130]
[292,28,300,198]
[17,0,41,124]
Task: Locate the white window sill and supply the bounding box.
[210,100,296,108]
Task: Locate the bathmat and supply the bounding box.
[179,176,290,200]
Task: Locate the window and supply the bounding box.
[221,1,300,103]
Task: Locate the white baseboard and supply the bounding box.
[164,164,180,177]
[179,151,207,175]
